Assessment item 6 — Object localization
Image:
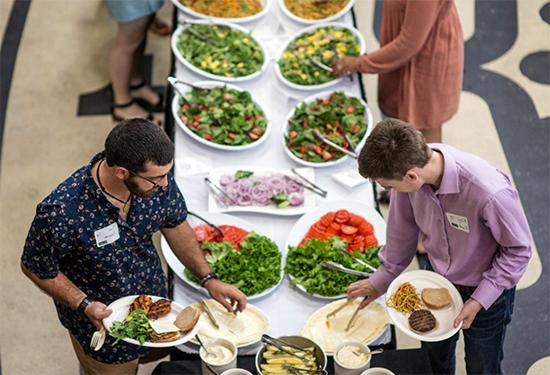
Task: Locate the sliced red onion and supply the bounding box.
[289,192,304,206]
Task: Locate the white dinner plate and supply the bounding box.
[171,20,269,83]
[102,295,199,348]
[172,0,272,24]
[275,23,366,91]
[386,270,464,342]
[207,166,317,216]
[189,299,270,348]
[282,90,373,168]
[171,81,271,151]
[285,200,386,300]
[277,0,356,25]
[160,211,284,301]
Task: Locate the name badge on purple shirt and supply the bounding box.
[446,213,470,233]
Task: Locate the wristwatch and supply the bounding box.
[200,272,219,287]
[77,297,92,316]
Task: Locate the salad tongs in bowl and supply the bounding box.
[319,261,371,277]
[313,129,358,159]
[188,211,223,237]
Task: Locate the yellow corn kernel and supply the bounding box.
[237,62,244,68]
[201,61,208,68]
[314,71,320,77]
[300,74,307,81]
[322,50,334,59]
[233,40,241,45]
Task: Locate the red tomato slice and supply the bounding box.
[348,214,363,227]
[193,225,212,243]
[341,225,358,235]
[329,222,342,232]
[320,212,335,227]
[365,234,379,247]
[334,210,350,224]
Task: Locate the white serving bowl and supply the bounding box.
[172,81,271,151]
[278,0,356,25]
[282,90,373,168]
[275,22,366,91]
[171,20,269,83]
[172,0,272,24]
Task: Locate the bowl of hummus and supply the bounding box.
[334,341,371,375]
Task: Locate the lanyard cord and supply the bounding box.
[96,159,132,210]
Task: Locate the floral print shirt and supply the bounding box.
[21,152,187,363]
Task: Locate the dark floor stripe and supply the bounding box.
[0,0,31,162]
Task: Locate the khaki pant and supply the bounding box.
[69,334,139,375]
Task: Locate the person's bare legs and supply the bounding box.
[129,20,162,108]
[110,14,159,123]
[420,127,442,143]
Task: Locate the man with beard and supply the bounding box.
[21,118,247,375]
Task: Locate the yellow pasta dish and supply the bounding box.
[284,0,349,20]
[180,0,263,18]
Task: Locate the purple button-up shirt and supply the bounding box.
[369,144,532,309]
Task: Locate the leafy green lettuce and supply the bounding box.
[285,237,381,296]
[185,232,282,296]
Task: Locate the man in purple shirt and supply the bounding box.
[348,119,531,374]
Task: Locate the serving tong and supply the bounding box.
[188,211,223,237]
[319,261,371,278]
[290,168,328,198]
[336,247,378,273]
[204,177,238,206]
[282,364,328,375]
[313,129,359,159]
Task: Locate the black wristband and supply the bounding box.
[200,272,218,287]
[77,297,91,316]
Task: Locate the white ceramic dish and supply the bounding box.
[278,0,356,25]
[172,81,271,151]
[282,90,373,168]
[386,270,464,342]
[160,211,284,301]
[172,0,272,24]
[285,200,386,300]
[207,166,317,216]
[171,20,269,83]
[275,23,366,91]
[102,295,199,348]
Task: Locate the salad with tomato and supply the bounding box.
[177,86,267,147]
[186,224,282,296]
[301,209,378,253]
[286,92,368,163]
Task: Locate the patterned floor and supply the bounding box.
[0,1,548,374]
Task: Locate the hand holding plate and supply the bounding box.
[85,301,112,331]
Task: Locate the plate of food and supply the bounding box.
[276,23,365,90]
[172,0,272,24]
[283,91,372,167]
[190,299,270,347]
[103,295,200,348]
[172,81,270,151]
[278,0,356,24]
[285,200,386,299]
[255,335,327,374]
[385,270,464,342]
[161,212,283,300]
[207,166,318,216]
[302,298,389,354]
[171,20,268,82]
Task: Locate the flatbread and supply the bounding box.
[302,299,389,354]
[192,300,269,347]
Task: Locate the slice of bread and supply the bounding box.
[421,288,452,309]
[174,306,200,332]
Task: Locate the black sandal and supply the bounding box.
[130,81,164,113]
[111,99,160,125]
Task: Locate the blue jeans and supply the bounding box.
[421,285,515,375]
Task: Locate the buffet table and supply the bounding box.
[163,0,391,356]
[153,348,433,375]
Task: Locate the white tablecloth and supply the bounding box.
[168,2,390,353]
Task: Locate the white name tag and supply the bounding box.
[446,213,470,233]
[94,222,120,247]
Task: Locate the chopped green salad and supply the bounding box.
[109,309,153,345]
[278,26,361,86]
[185,232,282,296]
[177,24,264,78]
[285,237,381,297]
[177,86,267,146]
[286,92,368,163]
